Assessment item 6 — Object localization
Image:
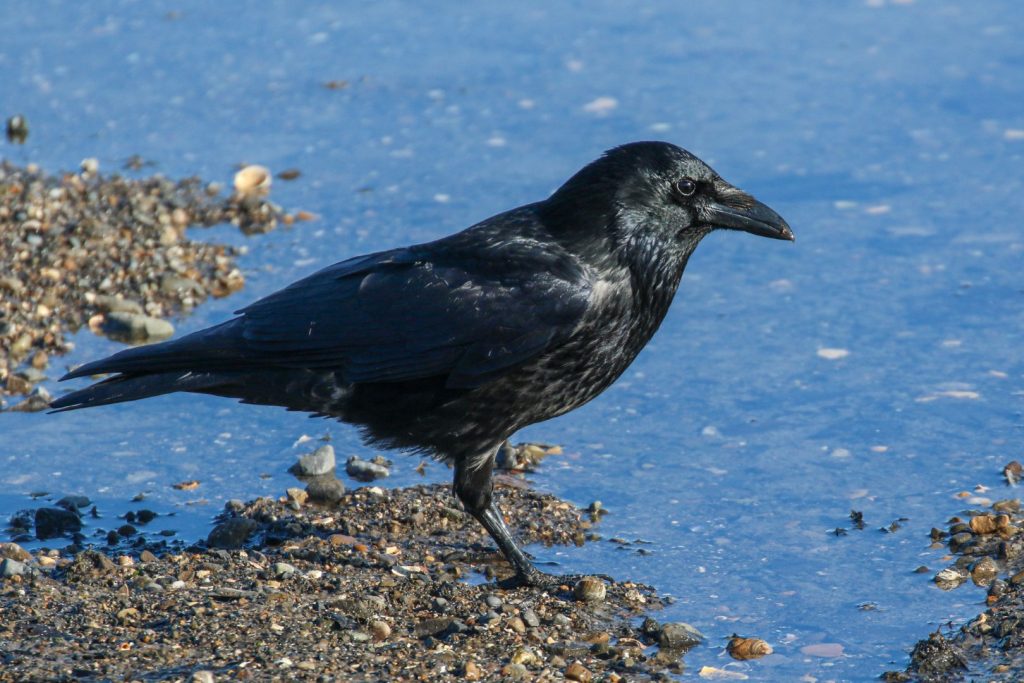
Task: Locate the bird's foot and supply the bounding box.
[500,567,615,591]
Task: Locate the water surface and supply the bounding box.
[2,1,1023,679]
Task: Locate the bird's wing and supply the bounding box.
[235,240,591,389]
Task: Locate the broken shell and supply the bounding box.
[727,635,773,660]
[234,165,272,195]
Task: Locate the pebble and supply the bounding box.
[0,543,32,562]
[285,487,308,507]
[93,295,144,315]
[272,562,297,578]
[34,507,82,539]
[484,594,503,609]
[56,495,91,511]
[206,517,258,549]
[658,622,705,650]
[565,661,593,682]
[291,444,336,476]
[101,311,175,342]
[463,661,482,680]
[971,557,999,585]
[521,608,540,627]
[572,577,606,602]
[305,474,346,504]
[0,558,30,578]
[500,663,528,680]
[191,671,215,683]
[345,455,391,482]
[510,647,538,666]
[369,620,391,641]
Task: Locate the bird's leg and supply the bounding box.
[453,453,547,587]
[454,451,611,589]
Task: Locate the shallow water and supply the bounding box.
[2,1,1023,679]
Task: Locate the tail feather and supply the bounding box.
[49,371,227,412]
[60,319,246,381]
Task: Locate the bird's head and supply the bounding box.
[542,141,793,276]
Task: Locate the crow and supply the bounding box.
[51,141,793,586]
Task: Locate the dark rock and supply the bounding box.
[206,517,258,549]
[658,622,704,650]
[907,632,967,676]
[35,507,82,539]
[305,474,346,504]
[57,495,91,512]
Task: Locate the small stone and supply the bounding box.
[0,558,30,578]
[565,661,593,682]
[101,312,174,342]
[206,517,258,549]
[285,487,308,507]
[140,550,158,563]
[369,620,391,641]
[935,566,968,589]
[521,608,540,628]
[509,617,527,634]
[305,475,346,504]
[93,295,144,315]
[291,444,336,476]
[190,671,215,683]
[658,622,704,650]
[463,661,482,680]
[345,455,391,482]
[572,577,606,602]
[484,594,503,609]
[0,543,32,562]
[273,562,297,578]
[971,557,999,585]
[500,663,528,680]
[510,647,538,666]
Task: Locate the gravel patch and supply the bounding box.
[0,482,693,682]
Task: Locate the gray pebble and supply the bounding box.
[349,630,371,643]
[0,558,30,578]
[291,444,335,476]
[521,608,540,628]
[101,311,174,342]
[345,455,390,482]
[191,671,216,683]
[93,295,144,315]
[432,596,449,612]
[658,621,704,650]
[485,594,503,609]
[273,562,297,578]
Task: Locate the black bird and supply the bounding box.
[51,142,793,586]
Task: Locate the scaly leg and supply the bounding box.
[453,449,609,588]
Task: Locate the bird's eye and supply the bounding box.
[673,178,697,199]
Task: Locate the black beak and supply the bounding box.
[704,195,794,242]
